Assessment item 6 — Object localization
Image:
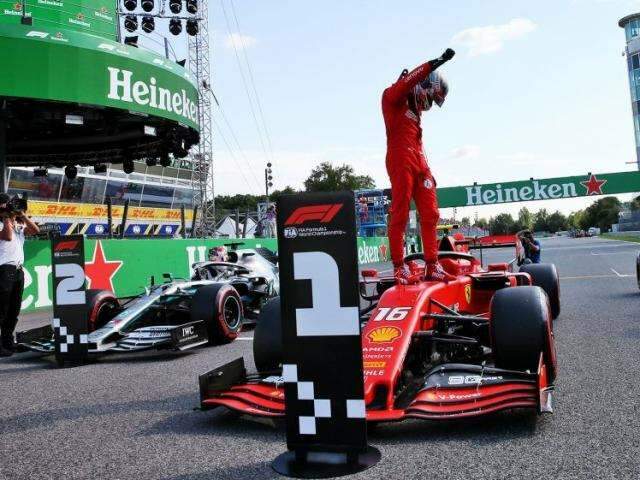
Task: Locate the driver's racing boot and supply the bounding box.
[424,262,456,283]
[394,264,420,285]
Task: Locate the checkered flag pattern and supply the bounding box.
[52,318,88,353]
[283,364,366,435]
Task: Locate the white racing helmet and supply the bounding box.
[413,71,449,111]
[209,246,228,262]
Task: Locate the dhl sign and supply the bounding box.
[28,201,194,221]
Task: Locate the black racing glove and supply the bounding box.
[429,48,456,70]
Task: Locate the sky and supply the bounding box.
[193,0,640,220]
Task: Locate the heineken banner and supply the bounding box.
[437,171,640,208]
[20,236,402,314]
[0,24,199,130]
[0,0,117,39]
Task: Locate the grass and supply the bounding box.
[602,233,640,243]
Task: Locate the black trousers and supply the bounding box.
[0,265,24,344]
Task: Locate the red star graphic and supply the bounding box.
[580,174,607,196]
[379,244,388,260]
[85,241,123,292]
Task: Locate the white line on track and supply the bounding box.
[543,243,634,251]
[237,337,254,341]
[610,268,633,278]
[560,273,633,280]
[590,252,632,256]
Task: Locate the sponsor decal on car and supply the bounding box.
[363,361,386,368]
[367,326,402,343]
[447,375,504,385]
[464,284,472,304]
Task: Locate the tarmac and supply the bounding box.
[1,235,639,479]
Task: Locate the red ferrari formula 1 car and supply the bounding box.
[198,236,559,422]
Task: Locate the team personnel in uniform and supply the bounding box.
[382,48,456,284]
[0,193,39,357]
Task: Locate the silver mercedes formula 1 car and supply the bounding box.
[16,245,279,356]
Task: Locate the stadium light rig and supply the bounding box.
[117,0,200,38]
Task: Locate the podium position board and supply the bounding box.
[274,192,375,477]
[51,235,89,365]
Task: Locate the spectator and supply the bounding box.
[358,197,369,224]
[0,193,39,357]
[264,204,276,237]
[518,230,541,264]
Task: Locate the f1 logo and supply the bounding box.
[293,252,359,336]
[54,240,79,252]
[285,204,343,226]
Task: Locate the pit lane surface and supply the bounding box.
[1,236,639,479]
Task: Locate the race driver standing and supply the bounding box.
[382,48,456,284]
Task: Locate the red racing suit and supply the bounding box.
[382,61,440,267]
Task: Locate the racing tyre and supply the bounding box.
[86,289,119,332]
[191,284,243,345]
[253,297,282,373]
[491,286,556,383]
[520,263,560,319]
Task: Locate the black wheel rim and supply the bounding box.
[222,296,242,330]
[97,302,116,327]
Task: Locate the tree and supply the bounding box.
[215,194,261,211]
[460,216,470,226]
[533,208,549,232]
[546,211,568,233]
[475,217,489,229]
[567,210,583,230]
[630,195,640,211]
[579,197,622,232]
[517,207,533,231]
[304,162,375,192]
[270,186,297,202]
[489,213,515,235]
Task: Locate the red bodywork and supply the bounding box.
[200,251,556,422]
[471,235,517,248]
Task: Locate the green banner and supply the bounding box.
[437,171,640,208]
[0,24,199,130]
[21,236,406,313]
[1,0,116,39]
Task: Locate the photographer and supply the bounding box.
[0,193,39,357]
[518,230,541,264]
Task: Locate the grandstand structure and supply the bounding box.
[2,0,210,237]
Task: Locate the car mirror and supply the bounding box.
[162,272,173,282]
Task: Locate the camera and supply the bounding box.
[0,195,28,218]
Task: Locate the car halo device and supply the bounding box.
[271,192,380,478]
